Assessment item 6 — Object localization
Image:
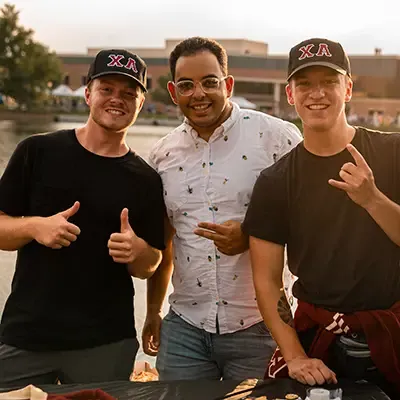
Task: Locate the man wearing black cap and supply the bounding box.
[243,38,400,396]
[0,49,165,385]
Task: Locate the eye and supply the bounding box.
[101,87,112,93]
[324,79,338,85]
[177,81,194,92]
[124,91,137,98]
[202,78,219,89]
[296,80,310,88]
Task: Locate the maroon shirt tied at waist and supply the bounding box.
[267,300,400,392]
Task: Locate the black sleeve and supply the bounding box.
[135,172,166,251]
[0,137,35,216]
[242,167,288,245]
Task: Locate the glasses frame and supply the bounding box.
[172,76,229,97]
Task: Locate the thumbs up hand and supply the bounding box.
[34,201,81,249]
[108,208,146,264]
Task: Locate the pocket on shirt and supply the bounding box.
[161,171,188,212]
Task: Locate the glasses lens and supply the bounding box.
[176,81,195,95]
[201,78,220,93]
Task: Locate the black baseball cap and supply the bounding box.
[86,49,147,92]
[287,38,351,81]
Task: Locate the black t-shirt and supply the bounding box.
[0,130,165,351]
[243,127,400,313]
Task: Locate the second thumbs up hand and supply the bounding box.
[108,208,146,264]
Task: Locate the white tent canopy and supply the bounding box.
[230,96,257,109]
[73,86,86,98]
[51,84,74,97]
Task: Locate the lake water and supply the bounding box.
[0,119,173,365]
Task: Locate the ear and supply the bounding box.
[285,83,295,105]
[225,75,234,98]
[138,93,145,111]
[167,81,178,105]
[84,86,91,106]
[344,77,353,103]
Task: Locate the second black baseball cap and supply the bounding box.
[86,49,147,92]
[287,38,351,81]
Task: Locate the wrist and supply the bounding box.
[364,188,385,213]
[25,216,43,241]
[146,307,162,316]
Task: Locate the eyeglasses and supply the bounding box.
[173,76,228,96]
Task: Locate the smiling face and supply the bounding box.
[167,50,234,139]
[286,66,352,134]
[85,74,145,133]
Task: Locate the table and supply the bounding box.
[1,378,386,400]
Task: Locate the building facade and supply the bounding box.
[57,39,400,121]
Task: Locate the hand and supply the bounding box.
[142,312,162,356]
[287,356,337,386]
[328,144,380,208]
[108,208,146,264]
[34,201,81,249]
[193,220,249,255]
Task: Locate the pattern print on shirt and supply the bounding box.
[179,167,183,171]
[149,102,302,334]
[273,153,277,163]
[166,152,170,157]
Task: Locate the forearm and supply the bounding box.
[127,243,162,279]
[255,279,306,362]
[146,255,173,314]
[0,214,38,251]
[365,190,400,247]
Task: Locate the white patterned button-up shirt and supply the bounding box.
[149,103,302,334]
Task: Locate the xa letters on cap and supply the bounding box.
[107,54,138,73]
[298,43,332,60]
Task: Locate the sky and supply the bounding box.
[6,0,400,56]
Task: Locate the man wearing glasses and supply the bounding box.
[143,37,302,380]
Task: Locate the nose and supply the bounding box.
[309,84,325,99]
[192,82,206,98]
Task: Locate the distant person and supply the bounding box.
[243,38,400,397]
[142,36,302,381]
[0,49,165,386]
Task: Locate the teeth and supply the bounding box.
[308,105,327,110]
[107,109,123,115]
[193,105,209,110]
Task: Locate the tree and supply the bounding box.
[0,3,62,108]
[151,73,174,105]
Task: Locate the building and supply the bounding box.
[58,39,400,121]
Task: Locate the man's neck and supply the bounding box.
[75,119,129,157]
[303,121,356,157]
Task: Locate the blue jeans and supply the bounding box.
[156,309,276,380]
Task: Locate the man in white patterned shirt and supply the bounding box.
[143,37,302,381]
